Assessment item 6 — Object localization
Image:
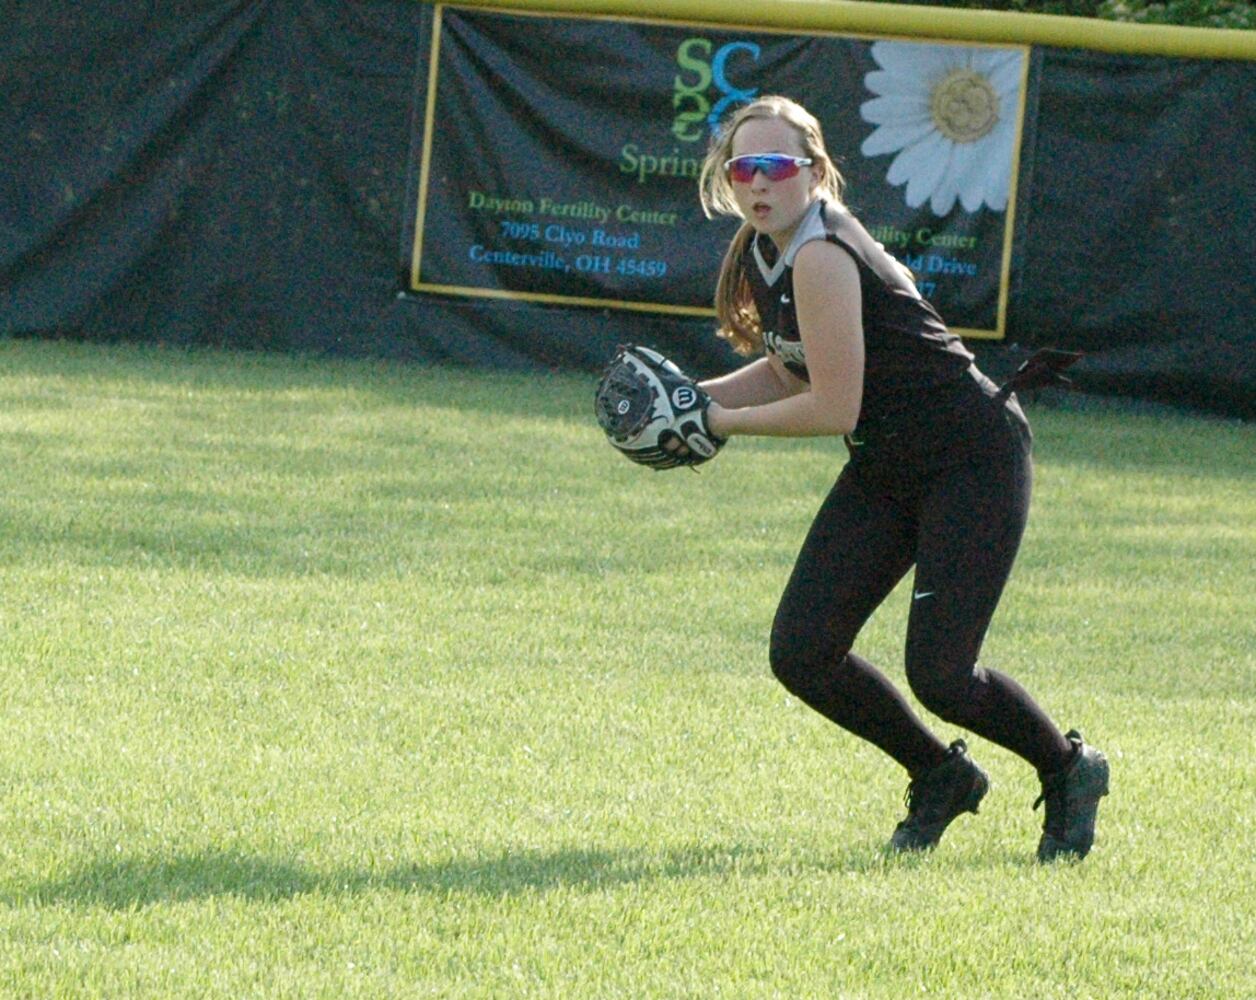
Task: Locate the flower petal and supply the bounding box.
[859,94,932,127]
[941,142,980,214]
[886,132,941,186]
[962,136,1012,215]
[870,41,963,79]
[968,48,995,74]
[983,130,1015,211]
[864,69,932,99]
[928,151,958,215]
[920,141,962,215]
[987,52,1025,100]
[985,170,1010,213]
[861,118,941,157]
[888,133,952,209]
[969,48,1011,76]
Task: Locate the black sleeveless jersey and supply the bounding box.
[744,199,974,429]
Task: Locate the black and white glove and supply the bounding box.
[593,345,725,470]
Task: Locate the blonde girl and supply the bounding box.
[694,95,1108,861]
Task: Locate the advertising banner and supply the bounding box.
[407,5,1032,337]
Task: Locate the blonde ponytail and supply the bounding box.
[712,222,762,355]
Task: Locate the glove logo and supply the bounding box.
[688,436,717,458]
[595,344,724,471]
[671,386,698,409]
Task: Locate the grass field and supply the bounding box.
[1,338,1253,999]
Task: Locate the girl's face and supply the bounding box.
[728,116,818,248]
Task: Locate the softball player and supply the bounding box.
[696,96,1108,861]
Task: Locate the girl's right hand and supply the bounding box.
[705,401,730,440]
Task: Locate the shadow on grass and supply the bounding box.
[2,842,1004,910]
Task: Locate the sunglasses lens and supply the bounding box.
[727,156,802,183]
[763,158,799,181]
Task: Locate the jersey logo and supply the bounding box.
[763,329,807,368]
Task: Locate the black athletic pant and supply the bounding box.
[769,370,1074,778]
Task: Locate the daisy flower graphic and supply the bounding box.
[860,41,1024,216]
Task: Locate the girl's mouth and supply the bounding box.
[752,202,771,219]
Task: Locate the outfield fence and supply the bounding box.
[3,1,1253,415]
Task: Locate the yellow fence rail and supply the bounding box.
[426,0,1256,61]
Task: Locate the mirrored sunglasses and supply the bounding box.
[724,154,813,184]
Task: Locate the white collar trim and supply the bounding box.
[752,200,826,287]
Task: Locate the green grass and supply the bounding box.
[1,338,1253,998]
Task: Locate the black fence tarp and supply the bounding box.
[1016,47,1255,413]
[2,1,1253,417]
[2,0,425,354]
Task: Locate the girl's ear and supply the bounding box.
[809,162,825,196]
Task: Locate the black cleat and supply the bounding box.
[890,740,990,852]
[1035,730,1110,862]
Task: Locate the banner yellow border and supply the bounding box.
[409,4,1034,337]
[408,9,712,316]
[424,0,1256,61]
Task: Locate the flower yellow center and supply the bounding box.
[929,69,999,143]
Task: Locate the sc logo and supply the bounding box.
[671,38,761,143]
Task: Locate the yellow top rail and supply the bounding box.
[429,0,1256,61]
